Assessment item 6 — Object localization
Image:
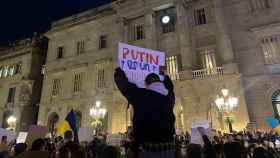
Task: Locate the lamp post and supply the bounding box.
[90,101,107,135]
[7,115,17,131]
[215,88,238,133]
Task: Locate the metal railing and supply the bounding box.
[192,67,224,79]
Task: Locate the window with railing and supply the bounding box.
[249,0,271,12]
[0,62,22,79]
[166,55,180,80]
[97,69,105,88]
[73,72,84,93]
[77,40,85,55]
[261,35,280,64]
[95,61,109,89]
[52,79,61,96]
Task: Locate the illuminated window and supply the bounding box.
[52,79,61,96]
[200,49,217,74]
[261,35,280,64]
[77,40,85,55]
[73,72,84,93]
[166,55,180,80]
[158,7,176,34]
[3,66,9,78]
[9,65,15,76]
[194,8,207,25]
[162,17,176,33]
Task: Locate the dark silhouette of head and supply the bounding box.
[187,144,202,158]
[100,145,119,158]
[253,147,270,158]
[64,130,73,141]
[31,138,46,151]
[224,142,245,158]
[59,146,71,158]
[145,73,160,86]
[14,143,27,156]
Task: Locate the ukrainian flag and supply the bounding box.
[57,110,79,142]
[266,116,280,134]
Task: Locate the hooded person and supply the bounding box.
[114,67,176,158]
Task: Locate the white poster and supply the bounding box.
[78,127,93,142]
[118,43,165,87]
[190,121,210,145]
[0,128,16,143]
[16,132,28,143]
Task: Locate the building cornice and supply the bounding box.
[45,4,117,37]
[250,22,280,37]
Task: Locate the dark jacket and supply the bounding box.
[114,68,175,144]
[202,135,216,158]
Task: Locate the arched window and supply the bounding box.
[74,111,82,129]
[47,112,59,132]
[272,90,280,119]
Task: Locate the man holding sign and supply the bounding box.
[115,43,176,158]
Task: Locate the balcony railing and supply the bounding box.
[192,67,224,79]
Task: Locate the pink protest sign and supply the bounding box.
[118,43,165,87]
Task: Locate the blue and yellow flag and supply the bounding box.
[266,116,280,134]
[57,110,79,142]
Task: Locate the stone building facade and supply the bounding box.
[0,35,48,131]
[37,0,260,133]
[224,0,280,129]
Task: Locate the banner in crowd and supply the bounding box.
[16,132,28,143]
[78,127,92,142]
[190,121,210,145]
[118,43,165,87]
[106,134,123,146]
[0,128,16,143]
[25,125,48,148]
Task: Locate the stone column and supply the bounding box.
[114,17,128,68]
[0,107,4,127]
[175,1,194,70]
[213,0,234,64]
[145,11,157,49]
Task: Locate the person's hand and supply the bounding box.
[159,66,167,75]
[197,127,207,136]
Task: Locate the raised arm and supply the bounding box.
[163,75,174,93]
[114,68,139,104]
[161,70,175,105]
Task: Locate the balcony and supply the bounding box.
[192,67,224,80]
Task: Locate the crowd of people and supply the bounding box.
[0,129,280,158]
[0,67,278,158]
[0,130,121,158]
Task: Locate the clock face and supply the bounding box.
[161,15,170,24]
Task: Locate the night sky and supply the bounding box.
[0,0,112,45]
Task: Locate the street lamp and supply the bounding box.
[215,89,238,133]
[7,115,17,131]
[90,101,107,135]
[161,15,171,24]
